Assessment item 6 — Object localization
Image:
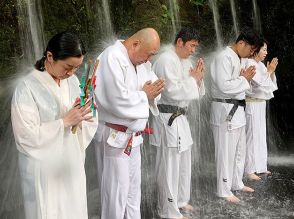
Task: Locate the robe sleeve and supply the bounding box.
[212,54,250,97]
[271,73,278,90]
[198,79,205,97]
[247,60,278,91]
[75,117,98,151]
[252,62,277,88]
[11,82,64,159]
[149,69,161,116]
[153,54,199,101]
[96,52,149,120]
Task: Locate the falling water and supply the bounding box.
[0,0,46,217]
[168,0,181,37]
[16,0,45,65]
[252,0,262,34]
[97,0,114,38]
[209,0,223,48]
[230,0,239,38]
[252,0,281,153]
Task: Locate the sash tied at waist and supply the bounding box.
[157,104,188,126]
[212,98,246,122]
[105,122,153,155]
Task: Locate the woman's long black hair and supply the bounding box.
[35,32,86,71]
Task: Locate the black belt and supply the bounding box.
[158,104,188,126]
[212,98,246,122]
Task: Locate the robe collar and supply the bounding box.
[114,40,131,68]
[32,69,70,112]
[33,69,67,90]
[113,40,153,72]
[227,46,240,60]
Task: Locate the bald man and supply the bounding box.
[94,28,165,219]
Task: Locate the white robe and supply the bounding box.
[150,45,205,151]
[244,59,278,174]
[245,59,278,100]
[11,69,98,219]
[150,45,205,218]
[210,46,250,197]
[94,40,160,219]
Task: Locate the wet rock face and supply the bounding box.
[256,0,294,145]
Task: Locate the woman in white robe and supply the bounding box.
[245,40,278,181]
[11,32,98,219]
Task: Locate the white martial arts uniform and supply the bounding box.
[94,40,160,219]
[210,46,250,197]
[244,59,278,174]
[150,45,205,218]
[11,69,98,219]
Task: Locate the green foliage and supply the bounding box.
[161,4,169,24]
[189,0,206,6]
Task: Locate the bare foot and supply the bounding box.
[224,195,240,203]
[263,171,272,175]
[181,204,194,211]
[241,186,254,193]
[247,173,261,181]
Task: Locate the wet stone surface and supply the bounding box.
[187,166,294,219]
[139,164,294,219]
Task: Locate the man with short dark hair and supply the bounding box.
[210,27,260,203]
[150,27,205,219]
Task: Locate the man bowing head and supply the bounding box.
[94,27,164,219]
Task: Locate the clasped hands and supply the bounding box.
[143,79,165,101]
[63,98,93,128]
[240,65,256,81]
[267,57,278,75]
[189,58,205,82]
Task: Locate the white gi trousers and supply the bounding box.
[212,123,246,197]
[155,145,191,218]
[94,122,106,189]
[245,101,268,174]
[101,139,141,219]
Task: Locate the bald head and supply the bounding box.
[132,28,160,47]
[123,28,160,65]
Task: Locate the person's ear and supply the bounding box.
[176,38,184,47]
[133,40,141,50]
[46,51,54,63]
[239,40,246,46]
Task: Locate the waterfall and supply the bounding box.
[252,0,262,34]
[209,0,223,48]
[97,0,114,38]
[0,0,46,216]
[16,0,45,65]
[168,0,181,37]
[230,0,239,37]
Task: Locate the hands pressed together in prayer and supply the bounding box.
[63,98,93,128]
[189,58,205,82]
[240,65,256,81]
[267,57,278,75]
[143,79,165,101]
